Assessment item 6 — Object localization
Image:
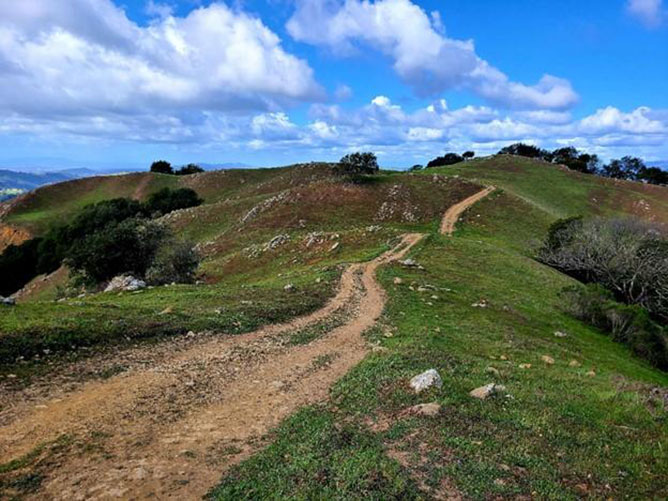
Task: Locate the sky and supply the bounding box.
[0,0,666,171]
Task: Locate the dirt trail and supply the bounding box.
[0,233,423,500]
[440,186,495,235]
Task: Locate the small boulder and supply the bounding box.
[541,355,555,365]
[470,383,506,400]
[1,296,16,306]
[407,402,442,417]
[393,277,403,285]
[159,306,173,315]
[485,366,500,376]
[284,283,296,292]
[554,331,568,338]
[586,370,596,377]
[104,275,146,293]
[569,360,581,368]
[409,369,443,393]
[518,363,532,369]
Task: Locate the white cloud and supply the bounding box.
[627,0,665,28]
[287,0,578,110]
[0,0,321,130]
[579,106,665,134]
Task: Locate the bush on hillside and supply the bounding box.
[539,217,668,322]
[146,240,200,285]
[551,147,600,174]
[145,188,203,216]
[0,238,42,296]
[335,152,379,179]
[427,153,464,168]
[150,160,173,174]
[176,164,205,175]
[67,218,167,283]
[498,143,550,159]
[462,151,475,160]
[561,284,668,370]
[409,164,424,172]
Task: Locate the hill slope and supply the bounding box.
[1,158,667,500]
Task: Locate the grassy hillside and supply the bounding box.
[0,165,480,365]
[428,154,668,222]
[2,158,667,499]
[210,167,668,500]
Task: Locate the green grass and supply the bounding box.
[0,265,341,369]
[209,187,668,499]
[6,173,179,234]
[208,406,421,500]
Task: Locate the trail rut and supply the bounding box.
[0,234,423,500]
[440,186,495,235]
[0,187,495,499]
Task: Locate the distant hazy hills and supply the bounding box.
[0,163,254,202]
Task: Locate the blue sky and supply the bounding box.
[0,0,666,171]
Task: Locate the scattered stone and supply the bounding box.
[586,370,596,377]
[159,306,173,315]
[267,234,290,250]
[554,331,568,338]
[315,277,322,284]
[470,383,506,400]
[330,242,340,251]
[393,277,403,285]
[518,363,532,369]
[371,345,389,354]
[383,331,394,338]
[471,299,488,308]
[541,355,555,365]
[485,366,500,376]
[431,295,439,300]
[366,225,382,233]
[569,360,581,368]
[494,478,507,487]
[399,258,420,268]
[499,355,508,361]
[1,296,16,306]
[284,283,296,292]
[409,369,443,393]
[104,275,146,293]
[185,331,196,338]
[407,402,442,417]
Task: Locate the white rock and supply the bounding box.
[470,383,506,400]
[409,369,443,393]
[104,275,146,293]
[554,331,568,338]
[407,402,442,417]
[1,296,16,306]
[284,284,296,292]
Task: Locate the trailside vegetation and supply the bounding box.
[0,188,202,295]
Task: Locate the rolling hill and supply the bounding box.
[1,156,667,500]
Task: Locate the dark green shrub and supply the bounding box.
[150,160,173,174]
[146,240,200,285]
[427,153,463,168]
[0,238,41,296]
[176,164,205,175]
[561,284,668,370]
[67,218,166,282]
[335,152,379,179]
[145,188,203,216]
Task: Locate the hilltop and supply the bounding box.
[1,156,667,500]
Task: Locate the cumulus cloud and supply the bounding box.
[0,0,321,136]
[627,0,665,28]
[287,0,578,110]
